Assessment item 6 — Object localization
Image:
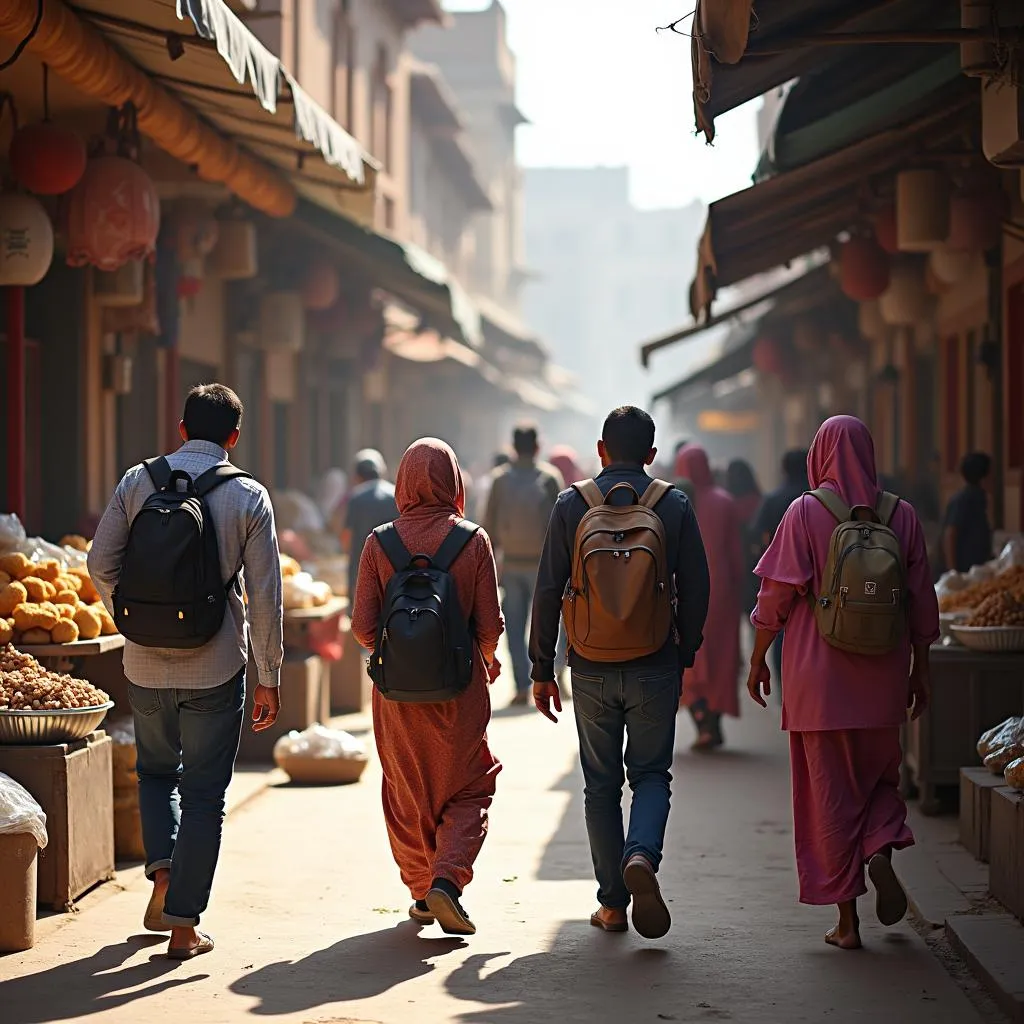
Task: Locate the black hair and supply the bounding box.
[354,459,381,481]
[602,405,656,465]
[726,459,759,498]
[961,451,992,485]
[182,383,244,446]
[512,424,539,457]
[782,449,808,483]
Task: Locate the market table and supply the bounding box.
[903,643,1024,814]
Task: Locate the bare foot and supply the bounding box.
[169,925,200,951]
[825,901,862,950]
[590,906,628,932]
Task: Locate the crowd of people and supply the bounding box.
[87,384,947,960]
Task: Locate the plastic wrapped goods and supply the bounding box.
[985,742,1024,774]
[978,717,1024,759]
[0,772,47,849]
[273,724,367,761]
[1006,756,1024,789]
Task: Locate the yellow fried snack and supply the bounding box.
[59,534,90,552]
[33,559,62,583]
[72,605,102,640]
[21,577,56,602]
[0,552,33,579]
[0,619,11,645]
[0,581,28,616]
[50,618,80,644]
[58,604,76,620]
[19,627,52,645]
[68,568,100,604]
[53,589,79,607]
[95,606,118,636]
[0,571,10,588]
[55,573,82,594]
[13,602,60,632]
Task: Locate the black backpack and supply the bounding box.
[113,457,251,649]
[368,520,479,703]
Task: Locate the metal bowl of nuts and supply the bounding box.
[0,644,113,744]
[0,703,115,744]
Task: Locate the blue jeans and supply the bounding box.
[502,567,536,693]
[128,671,245,927]
[571,665,679,909]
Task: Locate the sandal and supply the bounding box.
[867,853,908,926]
[167,930,215,960]
[409,901,435,924]
[144,886,169,933]
[425,887,476,936]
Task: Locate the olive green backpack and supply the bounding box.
[808,489,907,655]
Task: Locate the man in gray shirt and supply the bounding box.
[89,384,283,960]
[343,449,398,599]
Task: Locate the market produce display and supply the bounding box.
[964,590,1024,627]
[977,716,1024,779]
[281,554,335,610]
[0,552,115,647]
[939,566,1024,612]
[0,645,110,710]
[1006,756,1024,789]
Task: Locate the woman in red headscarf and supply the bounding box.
[746,416,938,950]
[548,445,585,488]
[351,438,504,936]
[674,444,744,749]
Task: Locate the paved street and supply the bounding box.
[0,679,993,1024]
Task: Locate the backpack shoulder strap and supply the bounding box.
[433,520,480,572]
[143,456,172,491]
[573,479,605,509]
[808,488,851,523]
[640,479,672,510]
[194,463,253,497]
[876,491,900,527]
[373,523,413,572]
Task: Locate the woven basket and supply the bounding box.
[949,625,1024,652]
[275,754,368,786]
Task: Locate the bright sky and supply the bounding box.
[444,0,762,209]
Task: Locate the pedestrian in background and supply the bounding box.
[942,451,993,573]
[342,449,398,601]
[351,438,504,936]
[752,449,809,689]
[726,458,763,621]
[746,415,938,950]
[531,406,709,938]
[675,444,744,750]
[89,384,283,960]
[484,425,563,707]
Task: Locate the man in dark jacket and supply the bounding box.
[529,406,710,940]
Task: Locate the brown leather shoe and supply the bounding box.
[590,906,628,932]
[623,855,671,939]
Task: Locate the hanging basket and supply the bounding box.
[880,260,935,326]
[838,236,890,300]
[208,219,257,280]
[0,191,54,286]
[897,169,951,253]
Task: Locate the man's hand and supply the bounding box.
[252,685,281,732]
[908,664,930,721]
[745,659,771,709]
[533,681,562,723]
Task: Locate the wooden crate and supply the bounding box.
[237,653,326,764]
[990,787,1024,922]
[0,732,115,911]
[331,628,371,715]
[960,766,1008,862]
[903,646,1024,814]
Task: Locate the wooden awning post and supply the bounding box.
[5,286,26,521]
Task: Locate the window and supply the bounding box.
[370,45,392,170]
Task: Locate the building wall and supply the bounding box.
[411,3,524,312]
[523,166,705,418]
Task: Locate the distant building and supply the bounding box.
[522,166,705,417]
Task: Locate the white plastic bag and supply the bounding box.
[0,772,47,849]
[996,537,1024,574]
[273,724,367,761]
[0,514,26,554]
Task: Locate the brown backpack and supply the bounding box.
[562,478,674,662]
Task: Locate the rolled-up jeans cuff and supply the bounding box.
[145,859,172,879]
[162,911,200,928]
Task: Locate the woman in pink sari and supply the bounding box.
[746,416,938,949]
[675,445,743,749]
[548,446,584,487]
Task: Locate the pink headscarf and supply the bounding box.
[807,415,880,510]
[548,445,584,486]
[674,444,716,490]
[394,437,466,520]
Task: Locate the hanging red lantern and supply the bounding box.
[302,262,340,311]
[752,337,784,377]
[947,190,1009,252]
[66,155,161,271]
[9,122,88,196]
[872,205,899,254]
[838,236,890,301]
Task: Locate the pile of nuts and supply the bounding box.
[0,644,110,711]
[965,591,1024,628]
[939,566,1024,612]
